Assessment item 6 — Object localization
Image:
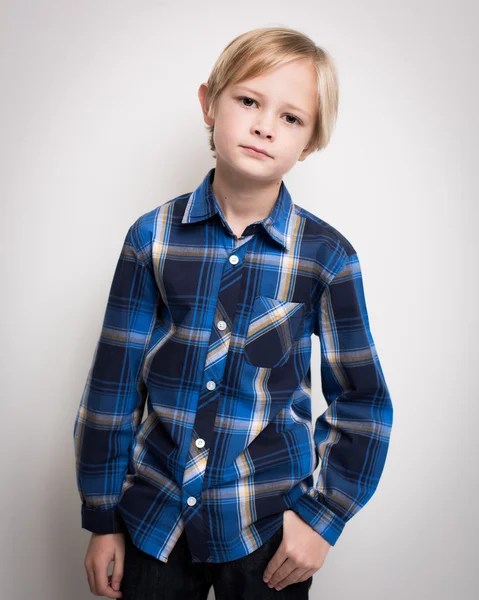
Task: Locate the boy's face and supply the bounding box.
[198,58,318,182]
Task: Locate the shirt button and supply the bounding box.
[196,438,205,448]
[229,255,239,265]
[187,496,197,506]
[217,320,227,330]
[309,489,315,496]
[206,380,216,390]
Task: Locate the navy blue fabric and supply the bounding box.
[120,521,312,599]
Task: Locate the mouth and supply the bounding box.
[240,145,272,158]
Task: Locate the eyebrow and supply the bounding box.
[232,85,312,119]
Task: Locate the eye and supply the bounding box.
[284,114,300,125]
[239,96,257,108]
[237,96,302,126]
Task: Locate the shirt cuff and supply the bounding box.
[81,504,127,535]
[289,489,346,546]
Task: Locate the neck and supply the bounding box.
[211,158,282,224]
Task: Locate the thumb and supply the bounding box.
[111,548,125,591]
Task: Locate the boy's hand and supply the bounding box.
[84,532,125,598]
[262,509,331,591]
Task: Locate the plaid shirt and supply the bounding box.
[73,167,393,564]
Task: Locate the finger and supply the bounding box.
[263,544,288,583]
[266,559,296,588]
[300,568,316,583]
[85,563,95,595]
[91,564,98,596]
[274,567,308,590]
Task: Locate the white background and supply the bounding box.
[1,1,477,598]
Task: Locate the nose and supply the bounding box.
[254,129,273,140]
[252,113,275,141]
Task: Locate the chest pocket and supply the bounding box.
[244,295,306,369]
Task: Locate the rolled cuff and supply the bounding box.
[81,504,127,535]
[289,489,346,546]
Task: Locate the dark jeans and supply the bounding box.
[120,523,313,599]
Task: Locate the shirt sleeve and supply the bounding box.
[73,221,160,534]
[289,251,393,546]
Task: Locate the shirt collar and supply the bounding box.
[181,167,293,252]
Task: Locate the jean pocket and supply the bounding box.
[244,296,306,368]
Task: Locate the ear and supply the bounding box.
[198,83,215,126]
[298,142,314,162]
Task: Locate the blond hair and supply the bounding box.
[203,26,339,158]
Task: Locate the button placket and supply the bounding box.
[183,237,252,559]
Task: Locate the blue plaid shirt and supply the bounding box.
[73,167,393,564]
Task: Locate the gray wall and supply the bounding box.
[1,0,477,598]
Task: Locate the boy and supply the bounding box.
[74,25,393,599]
